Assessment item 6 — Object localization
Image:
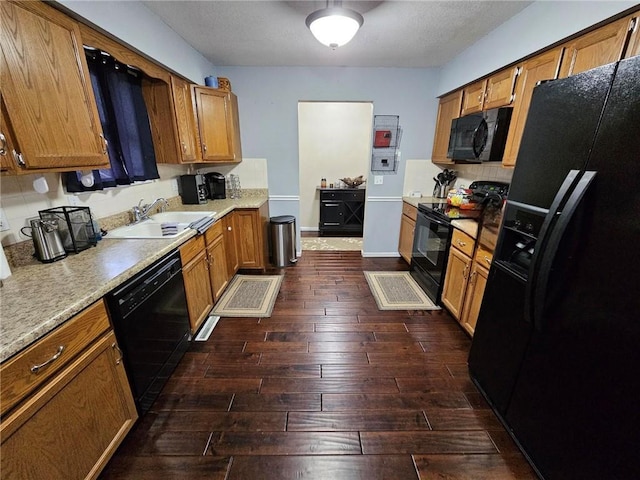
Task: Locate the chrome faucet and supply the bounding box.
[131,198,169,223]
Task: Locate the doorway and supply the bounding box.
[297,101,373,245]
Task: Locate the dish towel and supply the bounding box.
[189,217,215,234]
[161,222,179,236]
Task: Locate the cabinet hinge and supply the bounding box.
[630,17,638,32]
[510,93,516,103]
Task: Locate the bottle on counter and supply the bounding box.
[321,178,327,188]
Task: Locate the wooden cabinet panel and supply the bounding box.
[502,48,563,167]
[0,1,108,171]
[460,80,486,116]
[625,16,640,58]
[170,76,200,162]
[193,87,242,163]
[559,16,630,78]
[181,246,213,333]
[431,90,462,164]
[398,213,415,264]
[460,263,489,336]
[401,202,417,221]
[236,209,263,269]
[0,301,110,417]
[484,67,519,110]
[224,212,239,281]
[441,246,472,320]
[207,233,228,301]
[0,331,137,480]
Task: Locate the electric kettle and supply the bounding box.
[21,219,67,263]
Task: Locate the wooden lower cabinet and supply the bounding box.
[235,204,269,270]
[460,262,490,336]
[398,202,417,264]
[180,236,214,333]
[0,329,137,480]
[205,221,228,301]
[441,246,472,320]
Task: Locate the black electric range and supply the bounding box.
[411,181,509,304]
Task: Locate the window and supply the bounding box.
[64,49,159,192]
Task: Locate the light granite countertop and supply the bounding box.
[402,196,479,239]
[0,192,268,363]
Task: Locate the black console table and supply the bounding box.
[318,187,366,236]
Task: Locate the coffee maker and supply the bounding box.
[205,172,226,199]
[178,174,208,204]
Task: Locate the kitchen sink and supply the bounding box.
[107,211,216,239]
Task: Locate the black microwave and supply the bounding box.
[447,107,512,163]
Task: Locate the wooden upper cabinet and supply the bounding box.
[193,87,242,163]
[484,67,519,110]
[502,48,563,167]
[460,67,519,116]
[559,15,631,78]
[624,16,640,58]
[0,1,108,172]
[431,90,462,164]
[170,76,201,163]
[460,80,486,116]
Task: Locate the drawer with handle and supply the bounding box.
[451,228,475,257]
[0,300,111,416]
[475,244,494,269]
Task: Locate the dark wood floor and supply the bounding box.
[99,251,536,479]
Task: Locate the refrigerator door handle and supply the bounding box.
[524,170,581,325]
[529,171,597,331]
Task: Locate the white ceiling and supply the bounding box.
[142,1,533,68]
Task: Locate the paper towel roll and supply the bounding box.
[0,245,11,281]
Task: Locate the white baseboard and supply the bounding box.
[361,251,402,258]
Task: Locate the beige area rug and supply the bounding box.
[364,271,440,311]
[301,237,363,251]
[211,275,283,317]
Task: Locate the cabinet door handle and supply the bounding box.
[31,345,65,373]
[112,342,124,365]
[99,134,108,154]
[227,226,232,231]
[462,264,469,279]
[0,132,6,156]
[324,203,340,207]
[456,240,467,247]
[484,256,491,265]
[181,141,187,154]
[469,271,477,285]
[203,144,207,153]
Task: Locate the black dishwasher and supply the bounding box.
[106,250,191,414]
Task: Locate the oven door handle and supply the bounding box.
[417,211,448,228]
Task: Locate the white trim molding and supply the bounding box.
[269,195,300,202]
[365,196,403,202]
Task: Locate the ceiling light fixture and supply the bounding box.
[305,2,364,49]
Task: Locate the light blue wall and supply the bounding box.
[214,66,440,255]
[214,67,440,196]
[438,1,638,94]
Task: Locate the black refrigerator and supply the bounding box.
[468,55,640,480]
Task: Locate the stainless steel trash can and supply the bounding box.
[270,215,297,267]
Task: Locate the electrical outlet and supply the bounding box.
[374,175,384,185]
[0,208,10,232]
[66,195,80,206]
